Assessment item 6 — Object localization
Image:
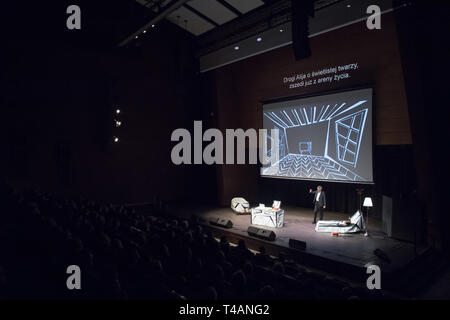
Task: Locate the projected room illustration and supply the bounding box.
[261,88,373,183]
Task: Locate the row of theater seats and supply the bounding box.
[0,183,392,300]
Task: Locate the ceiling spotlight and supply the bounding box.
[115,120,122,127]
[135,35,139,39]
[116,109,121,114]
[257,37,262,42]
[279,29,284,33]
[143,30,147,34]
[234,46,239,50]
[151,24,155,28]
[113,136,119,143]
[347,4,351,8]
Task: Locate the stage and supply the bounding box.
[170,204,428,288]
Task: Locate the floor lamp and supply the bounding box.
[363,197,373,237]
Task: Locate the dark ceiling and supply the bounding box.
[4,0,342,53]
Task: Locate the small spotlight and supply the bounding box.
[135,35,139,39]
[151,24,155,28]
[257,37,262,42]
[347,4,351,8]
[113,137,119,143]
[234,46,239,50]
[143,30,147,34]
[116,109,121,114]
[279,29,284,33]
[115,120,122,127]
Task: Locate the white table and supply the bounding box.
[251,207,284,228]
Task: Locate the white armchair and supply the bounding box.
[231,197,250,214]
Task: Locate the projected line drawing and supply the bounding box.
[262,154,364,181]
[263,98,370,182]
[335,109,367,167]
[263,100,366,129]
[266,126,288,160]
[299,142,312,155]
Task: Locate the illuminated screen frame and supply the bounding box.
[261,86,374,184]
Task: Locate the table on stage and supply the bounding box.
[251,205,284,228]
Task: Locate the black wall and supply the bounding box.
[394,0,450,250]
[2,1,216,204]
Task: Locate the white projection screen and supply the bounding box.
[261,88,373,183]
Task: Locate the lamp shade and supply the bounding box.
[363,197,373,207]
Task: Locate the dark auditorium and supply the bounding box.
[2,0,450,310]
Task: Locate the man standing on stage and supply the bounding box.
[309,186,326,224]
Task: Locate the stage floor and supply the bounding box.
[171,205,423,278]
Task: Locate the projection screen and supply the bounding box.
[261,88,373,183]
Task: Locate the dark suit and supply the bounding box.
[311,190,326,222]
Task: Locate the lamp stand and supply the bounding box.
[364,207,370,237]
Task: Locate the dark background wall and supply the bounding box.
[205,13,413,216]
[1,2,216,205]
[393,0,450,250]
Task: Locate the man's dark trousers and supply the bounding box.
[313,203,324,223]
